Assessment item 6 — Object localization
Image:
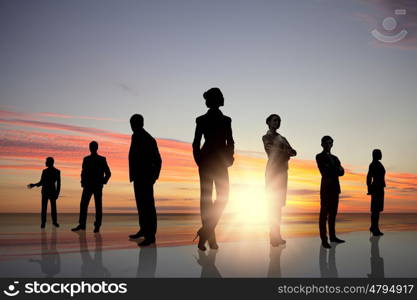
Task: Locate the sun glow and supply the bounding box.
[228,184,268,224]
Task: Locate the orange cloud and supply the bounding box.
[0,109,416,213]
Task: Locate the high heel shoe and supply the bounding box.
[370,228,384,236]
[193,228,207,251]
[208,232,219,250]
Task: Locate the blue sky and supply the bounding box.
[1,0,416,173]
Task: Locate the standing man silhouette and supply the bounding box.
[316,136,345,249]
[28,157,61,228]
[367,149,386,236]
[72,141,111,233]
[128,114,162,246]
[192,87,234,251]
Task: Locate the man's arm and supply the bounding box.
[81,158,86,187]
[128,134,137,182]
[152,138,162,181]
[366,163,374,194]
[28,170,44,189]
[316,154,326,176]
[56,170,61,197]
[335,157,344,176]
[102,158,111,184]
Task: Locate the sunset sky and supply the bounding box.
[1,0,416,214]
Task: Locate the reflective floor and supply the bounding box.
[1,230,416,278]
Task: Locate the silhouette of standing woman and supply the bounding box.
[28,157,61,228]
[192,87,234,251]
[367,149,385,236]
[262,114,296,246]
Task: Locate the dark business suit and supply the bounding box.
[35,167,61,225]
[192,108,234,233]
[129,129,162,239]
[367,160,385,232]
[79,154,111,228]
[316,152,344,241]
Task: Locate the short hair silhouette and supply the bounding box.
[321,135,333,145]
[203,87,224,108]
[46,157,54,167]
[130,114,144,132]
[372,149,382,160]
[266,114,281,126]
[89,141,98,154]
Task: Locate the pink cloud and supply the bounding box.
[36,112,124,122]
[0,118,129,142]
[0,109,416,212]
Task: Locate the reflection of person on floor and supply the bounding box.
[368,236,384,278]
[77,231,110,278]
[137,247,157,278]
[29,229,60,277]
[195,250,222,278]
[267,245,286,277]
[319,244,338,278]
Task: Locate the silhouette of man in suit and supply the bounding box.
[72,141,111,233]
[316,136,345,249]
[128,114,162,246]
[367,149,386,236]
[28,157,61,228]
[192,87,234,251]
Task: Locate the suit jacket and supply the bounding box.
[192,108,234,167]
[262,131,296,173]
[129,129,162,183]
[36,167,61,197]
[316,152,344,195]
[367,160,386,194]
[81,154,111,189]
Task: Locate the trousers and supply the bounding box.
[319,193,339,241]
[134,181,157,239]
[198,164,229,234]
[78,187,103,228]
[41,194,57,224]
